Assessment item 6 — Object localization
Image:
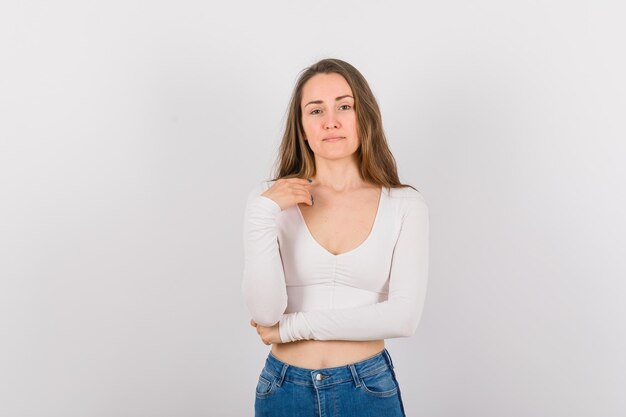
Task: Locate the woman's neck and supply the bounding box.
[312,156,366,192]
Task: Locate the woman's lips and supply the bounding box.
[323,136,345,142]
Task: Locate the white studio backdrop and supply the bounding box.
[1,1,625,416]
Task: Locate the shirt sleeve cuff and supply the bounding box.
[279,315,292,343]
[279,312,314,343]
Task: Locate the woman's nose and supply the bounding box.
[323,111,340,129]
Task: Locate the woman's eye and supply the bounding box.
[310,109,322,115]
[339,104,352,110]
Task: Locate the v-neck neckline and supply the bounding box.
[295,187,385,258]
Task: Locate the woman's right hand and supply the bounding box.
[261,178,313,211]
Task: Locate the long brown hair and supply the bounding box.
[269,58,415,191]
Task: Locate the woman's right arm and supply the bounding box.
[241,178,313,327]
[241,180,287,327]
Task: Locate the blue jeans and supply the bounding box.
[254,347,407,417]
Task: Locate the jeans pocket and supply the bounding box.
[255,372,276,399]
[360,367,399,398]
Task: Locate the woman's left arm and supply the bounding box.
[278,194,430,343]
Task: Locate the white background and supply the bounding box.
[1,1,625,416]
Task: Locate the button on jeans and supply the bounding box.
[254,347,407,417]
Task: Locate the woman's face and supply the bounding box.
[300,73,359,162]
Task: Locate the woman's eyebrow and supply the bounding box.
[304,95,354,108]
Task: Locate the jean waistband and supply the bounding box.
[263,348,395,388]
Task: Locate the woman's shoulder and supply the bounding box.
[385,185,428,218]
[249,178,278,191]
[386,184,426,201]
[245,179,275,202]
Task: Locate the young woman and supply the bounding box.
[242,58,429,417]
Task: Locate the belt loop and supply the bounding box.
[348,364,361,387]
[276,363,288,387]
[383,348,395,369]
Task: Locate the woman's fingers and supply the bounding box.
[261,178,314,210]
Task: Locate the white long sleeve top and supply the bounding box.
[241,180,429,343]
